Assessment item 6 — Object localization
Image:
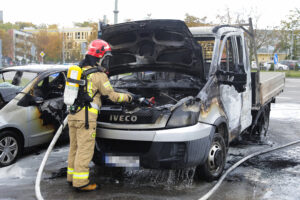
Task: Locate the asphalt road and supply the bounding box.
[0,78,299,200]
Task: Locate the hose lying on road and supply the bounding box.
[35,116,68,200]
[198,139,300,200]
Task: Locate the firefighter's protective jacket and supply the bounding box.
[68,66,131,121]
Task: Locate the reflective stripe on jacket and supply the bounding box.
[68,66,131,122]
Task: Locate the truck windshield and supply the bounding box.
[196,37,215,76]
[110,71,202,89]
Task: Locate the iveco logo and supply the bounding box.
[109,115,138,122]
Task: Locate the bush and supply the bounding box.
[269,63,274,71]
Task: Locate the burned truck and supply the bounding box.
[93,20,285,181]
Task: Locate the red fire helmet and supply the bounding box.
[86,39,111,58]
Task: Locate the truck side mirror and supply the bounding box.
[216,69,247,93]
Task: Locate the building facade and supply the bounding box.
[24,27,93,62]
[8,29,36,64]
[62,27,93,61]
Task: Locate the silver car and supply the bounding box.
[0,65,69,167]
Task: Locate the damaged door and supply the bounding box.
[19,72,66,146]
[218,34,250,136]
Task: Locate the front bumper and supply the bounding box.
[95,123,215,169]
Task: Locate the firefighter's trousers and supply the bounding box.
[67,120,97,187]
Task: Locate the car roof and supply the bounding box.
[0,64,71,73]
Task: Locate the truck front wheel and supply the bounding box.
[195,132,227,181]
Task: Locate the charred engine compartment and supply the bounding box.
[98,71,203,128]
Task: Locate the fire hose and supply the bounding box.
[34,97,153,200]
[198,139,300,200]
[35,116,69,200]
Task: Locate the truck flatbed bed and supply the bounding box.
[259,72,285,105]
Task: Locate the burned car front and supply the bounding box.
[94,20,215,169]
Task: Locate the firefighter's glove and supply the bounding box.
[129,94,142,103]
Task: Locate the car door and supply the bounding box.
[19,71,66,146]
[218,34,251,135]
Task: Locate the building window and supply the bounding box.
[67,42,72,49]
[75,32,81,39]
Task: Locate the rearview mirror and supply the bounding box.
[216,69,247,93]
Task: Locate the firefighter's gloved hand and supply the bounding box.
[129,94,142,103]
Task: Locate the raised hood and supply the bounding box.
[101,20,205,79]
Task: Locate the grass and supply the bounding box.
[252,70,300,78]
[284,70,300,78]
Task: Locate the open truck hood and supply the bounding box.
[102,20,205,79]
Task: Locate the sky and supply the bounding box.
[0,0,299,28]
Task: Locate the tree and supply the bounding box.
[48,24,58,29]
[184,13,210,27]
[214,8,277,62]
[278,8,300,59]
[15,21,37,29]
[33,30,62,63]
[0,22,19,31]
[74,21,95,27]
[0,29,13,57]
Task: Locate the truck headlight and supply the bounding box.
[166,103,200,128]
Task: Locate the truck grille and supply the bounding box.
[96,138,152,154]
[98,106,164,124]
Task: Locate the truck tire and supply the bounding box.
[256,104,270,139]
[0,131,22,167]
[195,132,227,182]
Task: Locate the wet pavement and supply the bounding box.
[0,78,299,200]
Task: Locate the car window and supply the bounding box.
[0,71,37,90]
[34,72,66,100]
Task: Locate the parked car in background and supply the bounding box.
[0,65,69,167]
[262,61,273,71]
[275,63,289,71]
[251,61,257,69]
[279,60,298,70]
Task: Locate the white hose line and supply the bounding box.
[198,139,300,200]
[35,116,69,200]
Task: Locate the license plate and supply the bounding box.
[104,154,140,167]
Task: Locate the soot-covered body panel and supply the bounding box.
[94,22,256,171]
[102,20,205,79]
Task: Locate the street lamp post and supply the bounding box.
[114,0,119,24]
[62,28,65,64]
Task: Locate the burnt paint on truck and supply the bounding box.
[94,21,249,170]
[93,21,281,177]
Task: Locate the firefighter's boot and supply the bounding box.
[77,183,98,192]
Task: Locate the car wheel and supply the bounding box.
[0,131,22,167]
[279,67,283,71]
[195,132,227,181]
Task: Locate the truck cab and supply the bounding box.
[94,20,284,181]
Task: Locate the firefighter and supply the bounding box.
[66,39,133,191]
